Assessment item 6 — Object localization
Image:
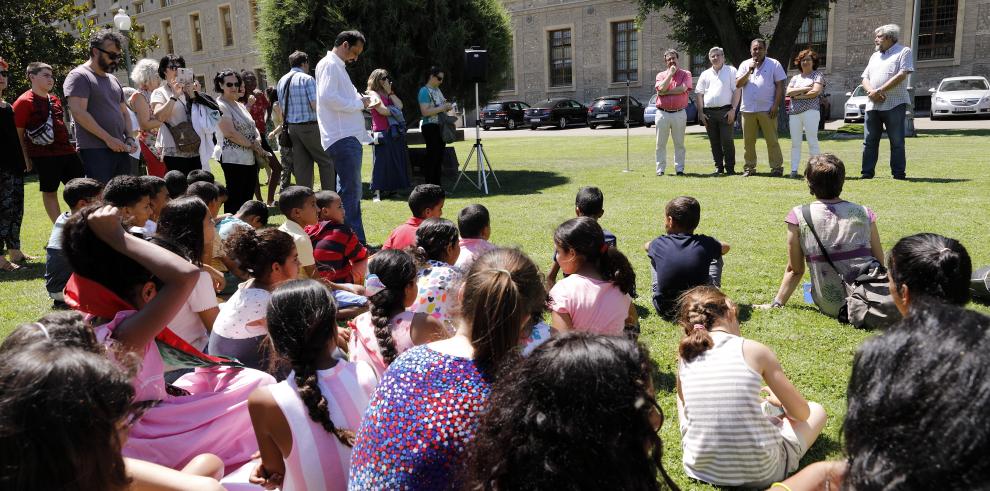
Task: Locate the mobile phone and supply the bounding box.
[177,67,194,84]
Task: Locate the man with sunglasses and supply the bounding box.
[315,30,371,244]
[63,29,137,183]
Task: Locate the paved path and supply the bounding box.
[472,115,990,139]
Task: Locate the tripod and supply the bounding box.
[453,82,500,194]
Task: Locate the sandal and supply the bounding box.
[8,253,35,263]
[0,258,21,272]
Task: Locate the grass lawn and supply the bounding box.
[3,128,989,489]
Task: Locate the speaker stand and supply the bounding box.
[453,82,500,194]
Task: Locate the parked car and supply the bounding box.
[523,98,587,129]
[587,95,646,128]
[481,100,530,130]
[929,76,990,120]
[644,93,699,127]
[843,85,869,123]
[784,93,831,130]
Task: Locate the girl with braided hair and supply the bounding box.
[348,250,448,378]
[247,279,378,491]
[675,286,826,488]
[407,217,462,333]
[349,248,548,490]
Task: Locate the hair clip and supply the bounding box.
[692,324,706,331]
[33,322,51,340]
[364,274,386,297]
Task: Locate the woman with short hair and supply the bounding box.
[129,58,165,176]
[151,54,201,174]
[761,153,884,318]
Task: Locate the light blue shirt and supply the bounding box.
[737,57,787,113]
[276,67,318,123]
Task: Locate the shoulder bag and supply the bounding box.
[427,87,457,144]
[277,73,297,148]
[801,205,900,329]
[26,94,55,146]
[164,95,201,153]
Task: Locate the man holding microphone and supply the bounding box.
[736,38,786,177]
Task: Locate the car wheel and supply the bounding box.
[589,124,597,129]
[507,119,517,130]
[483,125,491,131]
[645,122,653,128]
[843,118,851,124]
[558,117,567,129]
[530,125,538,130]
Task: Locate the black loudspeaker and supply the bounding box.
[464,47,488,83]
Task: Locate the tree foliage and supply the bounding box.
[636,0,832,67]
[0,0,157,96]
[258,0,513,124]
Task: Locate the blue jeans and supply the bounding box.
[78,148,133,183]
[861,103,907,178]
[326,137,366,243]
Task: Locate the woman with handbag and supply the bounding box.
[417,66,453,186]
[12,62,84,223]
[759,153,885,318]
[0,57,32,272]
[151,55,202,175]
[215,70,264,214]
[368,69,411,201]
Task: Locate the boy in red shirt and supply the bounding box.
[382,184,445,250]
[307,190,370,319]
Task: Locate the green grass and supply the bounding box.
[3,129,988,489]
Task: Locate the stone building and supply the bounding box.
[497,0,988,118]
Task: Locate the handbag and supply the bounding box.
[427,87,457,144]
[277,73,297,148]
[26,94,55,146]
[801,205,901,329]
[164,96,201,153]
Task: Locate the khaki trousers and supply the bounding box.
[741,112,784,172]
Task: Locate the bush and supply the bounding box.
[258,0,513,125]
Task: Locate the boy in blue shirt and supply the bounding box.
[645,196,730,319]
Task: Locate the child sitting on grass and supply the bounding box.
[676,286,826,489]
[645,196,730,320]
[454,204,496,270]
[45,177,102,308]
[186,169,215,185]
[383,184,445,251]
[308,190,370,318]
[102,175,154,233]
[547,186,617,287]
[549,217,636,336]
[348,250,448,378]
[188,181,246,294]
[164,170,188,199]
[247,280,379,490]
[139,175,169,235]
[218,200,269,240]
[408,218,462,333]
[277,186,318,279]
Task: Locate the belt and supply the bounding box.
[288,121,318,126]
[705,105,732,110]
[659,108,685,113]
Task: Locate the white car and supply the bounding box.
[929,76,990,120]
[843,85,869,123]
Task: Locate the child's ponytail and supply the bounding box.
[366,250,418,366]
[408,218,459,267]
[553,217,636,295]
[676,286,732,363]
[599,246,636,295]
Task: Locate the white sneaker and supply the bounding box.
[372,190,381,202]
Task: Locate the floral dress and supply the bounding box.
[409,260,462,334]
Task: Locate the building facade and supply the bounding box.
[497,0,988,118]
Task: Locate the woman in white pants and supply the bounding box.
[786,49,825,178]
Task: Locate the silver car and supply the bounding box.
[929,76,990,120]
[843,85,869,123]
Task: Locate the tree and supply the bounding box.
[258,0,513,124]
[0,0,85,96]
[635,0,832,66]
[73,16,160,76]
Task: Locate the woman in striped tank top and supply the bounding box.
[247,280,378,491]
[675,286,827,488]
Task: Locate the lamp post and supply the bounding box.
[113,8,133,86]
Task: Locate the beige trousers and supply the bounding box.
[741,112,784,171]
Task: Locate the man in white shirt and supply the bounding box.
[736,38,786,177]
[315,30,371,244]
[695,47,741,175]
[860,24,913,180]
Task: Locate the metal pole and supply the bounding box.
[122,30,133,86]
[905,0,920,137]
[624,80,631,172]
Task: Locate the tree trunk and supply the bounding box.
[767,0,820,65]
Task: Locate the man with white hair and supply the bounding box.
[653,48,693,176]
[695,47,741,175]
[861,24,913,180]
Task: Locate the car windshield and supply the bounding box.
[851,86,867,97]
[595,98,621,107]
[534,100,558,108]
[940,79,989,92]
[483,103,503,111]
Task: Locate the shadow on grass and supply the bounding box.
[736,303,754,322]
[445,170,569,197]
[847,176,971,183]
[651,363,677,393]
[918,128,990,137]
[636,303,653,320]
[1,262,45,282]
[802,433,844,466]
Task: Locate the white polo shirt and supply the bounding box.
[696,65,738,108]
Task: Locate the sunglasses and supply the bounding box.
[95,46,122,61]
[225,82,242,88]
[436,76,444,82]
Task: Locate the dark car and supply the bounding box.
[481,100,530,130]
[523,98,588,129]
[587,96,646,128]
[645,93,699,127]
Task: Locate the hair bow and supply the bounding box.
[364,274,387,297]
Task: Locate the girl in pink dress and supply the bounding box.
[349,250,448,378]
[61,204,275,473]
[247,280,379,491]
[549,217,638,336]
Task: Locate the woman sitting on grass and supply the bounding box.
[677,286,826,488]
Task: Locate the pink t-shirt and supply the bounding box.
[655,68,693,111]
[454,238,496,270]
[370,90,392,132]
[549,274,631,336]
[348,311,416,379]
